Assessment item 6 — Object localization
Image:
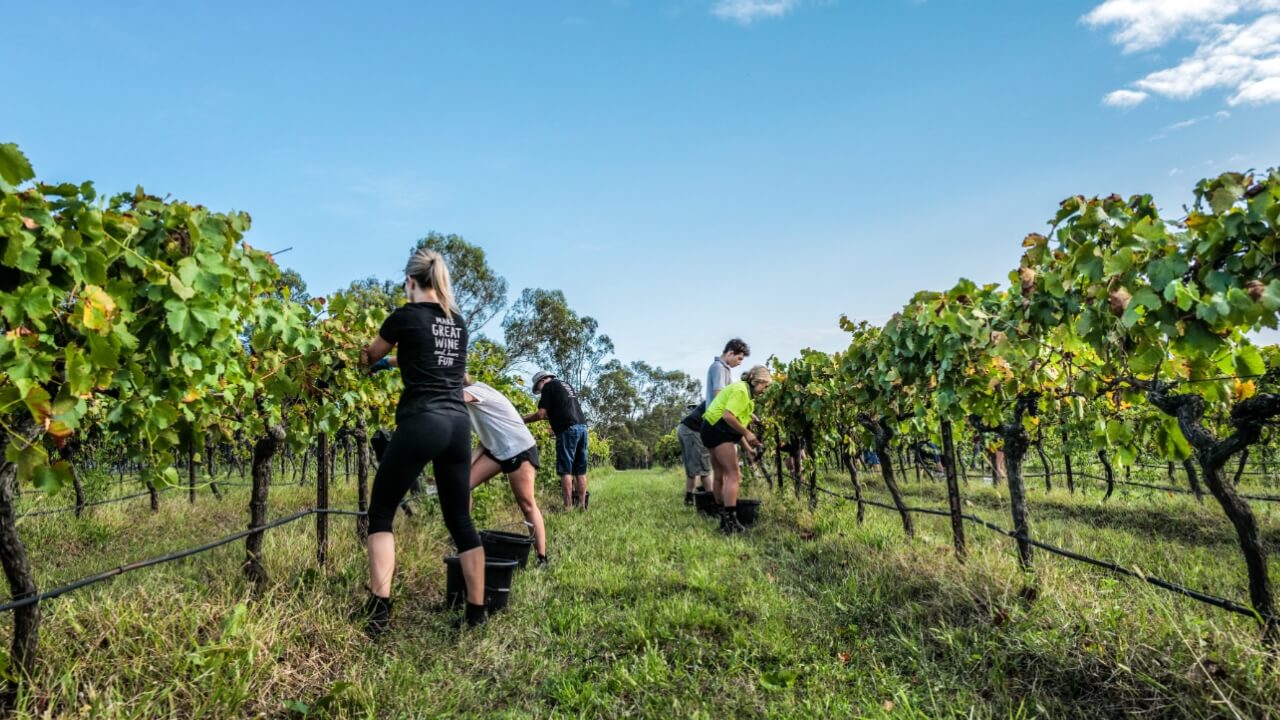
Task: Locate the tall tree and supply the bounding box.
[342,276,402,314]
[502,288,614,394]
[585,360,639,433]
[415,232,509,331]
[586,360,700,452]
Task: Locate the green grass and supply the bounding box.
[6,467,1280,718]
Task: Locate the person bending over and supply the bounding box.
[523,371,590,510]
[463,374,549,565]
[358,247,486,634]
[700,365,772,534]
[677,402,711,505]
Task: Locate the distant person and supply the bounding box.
[524,371,590,510]
[677,402,711,505]
[358,247,485,634]
[917,440,943,474]
[706,338,750,406]
[705,339,749,492]
[701,365,772,534]
[780,433,806,479]
[863,448,881,473]
[463,375,548,566]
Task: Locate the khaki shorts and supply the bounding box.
[677,423,711,478]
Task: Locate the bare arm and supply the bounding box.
[722,411,759,447]
[361,335,394,368]
[522,408,547,424]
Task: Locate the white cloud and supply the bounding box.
[1083,0,1278,52]
[1103,89,1149,106]
[1087,1,1280,106]
[1232,74,1280,102]
[1169,168,1183,176]
[1216,110,1233,118]
[711,0,801,25]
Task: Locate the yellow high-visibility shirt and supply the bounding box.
[703,380,753,428]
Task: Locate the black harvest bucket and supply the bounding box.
[693,490,717,517]
[736,498,762,526]
[480,529,535,568]
[443,556,521,611]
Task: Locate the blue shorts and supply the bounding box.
[555,424,589,476]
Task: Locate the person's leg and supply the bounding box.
[368,532,396,598]
[366,419,434,597]
[695,435,712,493]
[706,442,728,506]
[572,425,589,510]
[433,416,486,614]
[468,450,497,513]
[679,427,699,502]
[362,416,437,633]
[555,431,575,508]
[715,444,741,508]
[470,453,501,491]
[679,432,695,497]
[506,462,547,558]
[710,443,744,533]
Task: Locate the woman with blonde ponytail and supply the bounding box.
[358,247,486,634]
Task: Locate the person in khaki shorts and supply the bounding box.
[677,402,711,505]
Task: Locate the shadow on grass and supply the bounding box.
[758,502,1222,718]
[842,474,1280,551]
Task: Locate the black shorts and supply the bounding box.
[484,445,541,475]
[699,420,741,450]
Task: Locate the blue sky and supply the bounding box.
[8,1,1280,386]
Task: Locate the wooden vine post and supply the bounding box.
[316,432,330,568]
[244,425,285,595]
[941,420,966,561]
[355,418,371,542]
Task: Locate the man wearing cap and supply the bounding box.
[523,371,590,510]
[677,402,710,506]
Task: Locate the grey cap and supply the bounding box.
[530,370,554,393]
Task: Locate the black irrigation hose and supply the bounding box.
[0,507,368,613]
[810,483,1275,624]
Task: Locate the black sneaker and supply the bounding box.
[536,554,549,567]
[359,595,392,637]
[684,492,694,506]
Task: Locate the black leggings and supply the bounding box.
[368,410,480,552]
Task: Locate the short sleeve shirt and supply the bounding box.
[538,378,586,434]
[465,382,537,461]
[703,380,753,429]
[378,302,468,421]
[706,357,732,406]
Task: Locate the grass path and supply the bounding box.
[12,468,1280,718]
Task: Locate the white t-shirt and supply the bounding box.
[465,382,537,461]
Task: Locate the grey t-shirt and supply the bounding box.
[706,357,732,406]
[465,382,537,461]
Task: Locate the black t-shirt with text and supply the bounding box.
[538,378,586,433]
[378,302,468,421]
